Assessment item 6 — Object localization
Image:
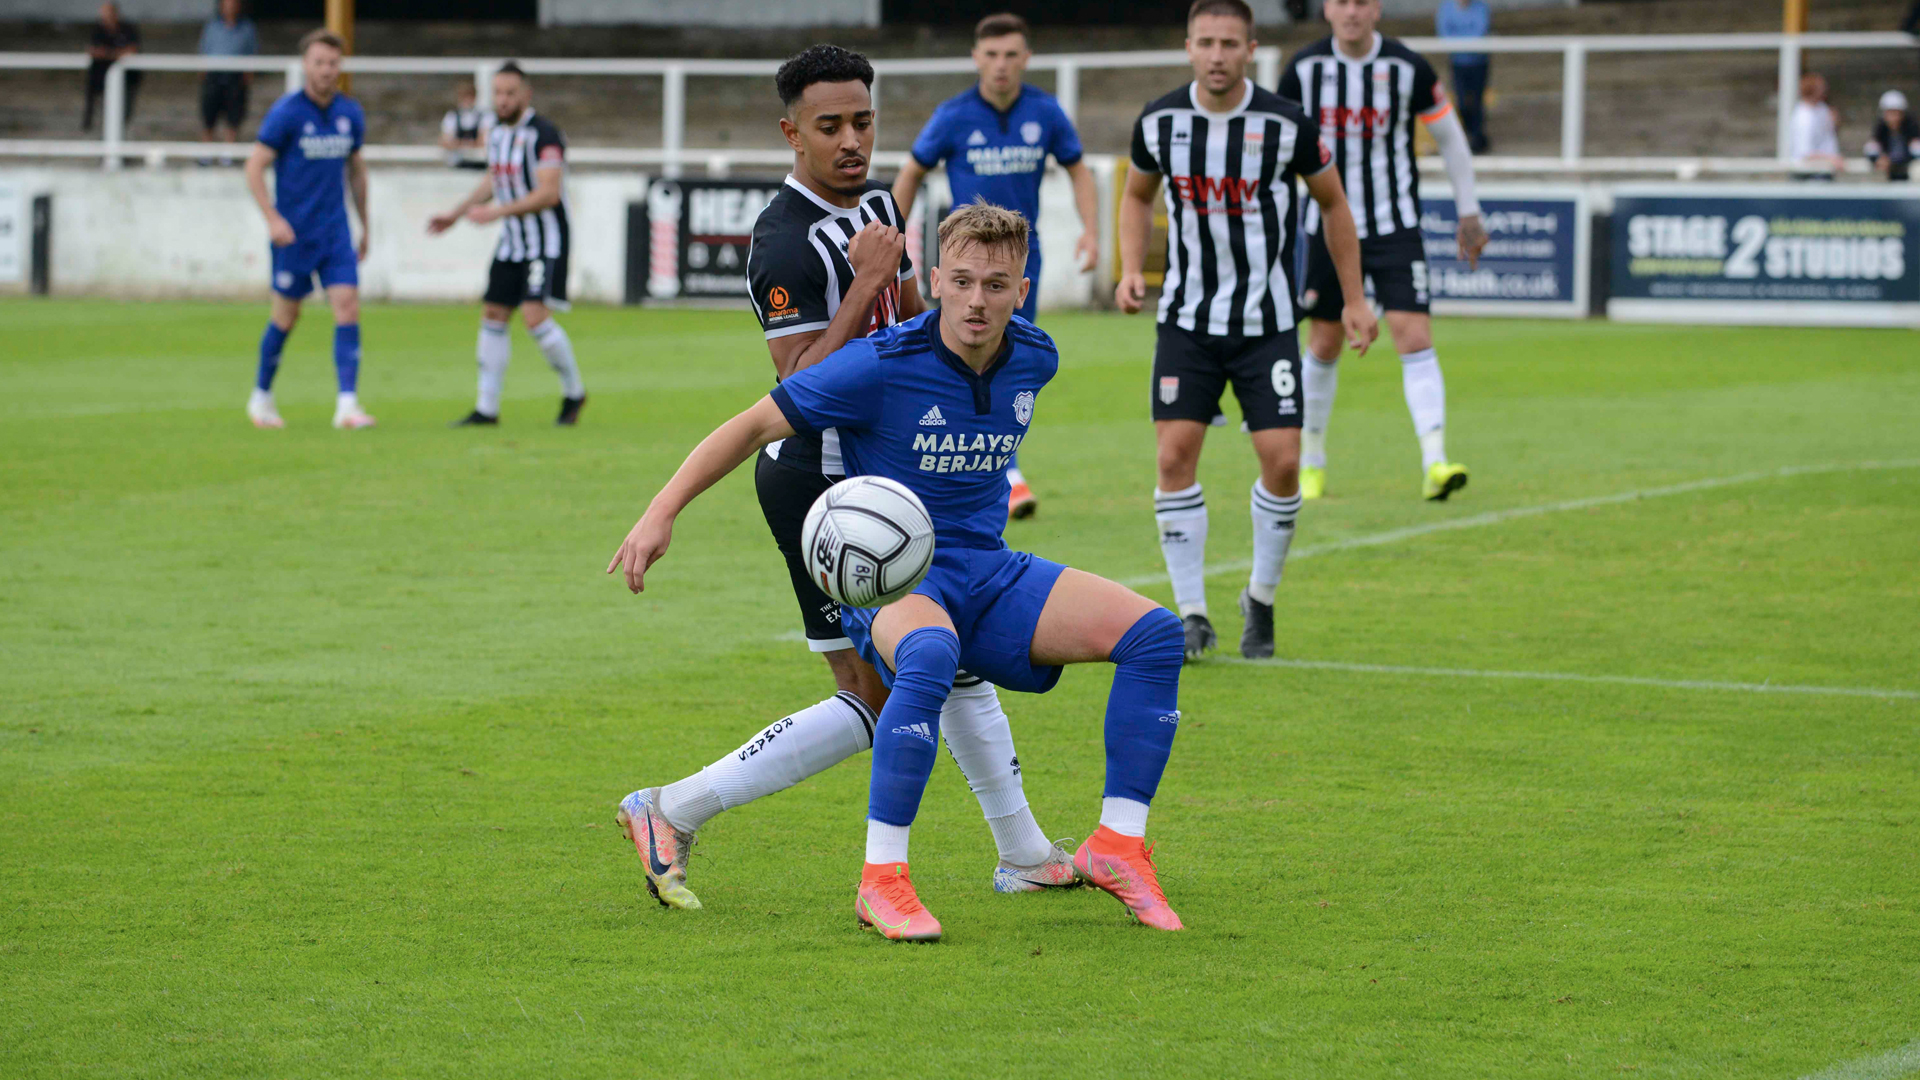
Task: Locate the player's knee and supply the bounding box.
[1155,442,1201,489]
[893,626,961,694]
[1111,607,1184,674]
[333,297,359,324]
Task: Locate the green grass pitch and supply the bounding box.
[3,298,1917,1078]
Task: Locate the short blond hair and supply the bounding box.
[937,198,1029,268]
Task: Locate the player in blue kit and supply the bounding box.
[242,29,372,430]
[609,203,1188,941]
[892,13,1101,521]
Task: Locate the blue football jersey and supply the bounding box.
[770,312,1058,552]
[255,90,365,241]
[909,84,1083,231]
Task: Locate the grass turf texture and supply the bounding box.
[3,299,1917,1078]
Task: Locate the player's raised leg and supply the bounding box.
[250,293,298,428]
[1026,569,1187,930]
[325,282,374,429]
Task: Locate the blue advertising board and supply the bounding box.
[1609,184,1920,327]
[1420,187,1588,318]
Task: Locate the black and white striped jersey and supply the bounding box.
[1280,34,1450,241]
[1129,79,1332,337]
[486,108,570,262]
[746,175,915,477]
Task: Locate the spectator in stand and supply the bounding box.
[82,2,142,132]
[1866,90,1920,181]
[439,82,491,170]
[199,0,258,157]
[1788,72,1844,180]
[1436,0,1491,153]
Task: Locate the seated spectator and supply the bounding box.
[1436,0,1492,153]
[82,2,142,132]
[439,82,491,169]
[1866,90,1920,181]
[1788,72,1844,180]
[199,0,258,156]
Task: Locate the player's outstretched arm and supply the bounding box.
[1114,166,1160,313]
[427,174,495,235]
[607,395,796,594]
[473,166,561,225]
[1423,109,1487,268]
[244,144,295,247]
[1302,168,1379,355]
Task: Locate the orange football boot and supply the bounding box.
[1073,826,1184,930]
[856,861,943,941]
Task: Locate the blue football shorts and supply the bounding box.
[841,546,1068,696]
[270,231,358,299]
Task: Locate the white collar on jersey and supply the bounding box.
[783,173,876,217]
[1331,32,1384,65]
[1187,77,1255,119]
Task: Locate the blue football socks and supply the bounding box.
[1102,607,1186,804]
[333,324,361,394]
[256,322,289,392]
[866,625,961,827]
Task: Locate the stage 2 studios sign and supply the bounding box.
[1609,185,1920,327]
[635,179,781,301]
[1420,188,1588,317]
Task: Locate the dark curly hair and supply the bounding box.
[775,44,874,110]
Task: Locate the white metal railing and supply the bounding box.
[3,31,1913,174]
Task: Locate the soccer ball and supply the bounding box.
[801,476,936,609]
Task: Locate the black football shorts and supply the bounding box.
[1299,225,1430,320]
[1150,322,1303,431]
[483,254,570,311]
[754,452,852,652]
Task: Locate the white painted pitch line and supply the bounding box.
[1799,1038,1920,1080]
[1213,656,1919,702]
[1116,459,1920,589]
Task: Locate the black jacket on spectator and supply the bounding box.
[1868,115,1920,180]
[83,19,143,131]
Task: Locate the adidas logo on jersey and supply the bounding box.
[918,406,947,427]
[967,129,988,146]
[891,722,935,744]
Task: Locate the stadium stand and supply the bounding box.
[1,0,1915,162]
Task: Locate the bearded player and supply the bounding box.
[611,202,1188,941]
[1282,0,1488,501]
[612,46,1079,914]
[1118,0,1377,661]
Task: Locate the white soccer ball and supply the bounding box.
[801,476,936,609]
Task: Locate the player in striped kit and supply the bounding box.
[428,62,587,427]
[1281,0,1489,501]
[1117,0,1377,662]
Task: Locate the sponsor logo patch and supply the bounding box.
[918,405,947,427]
[891,722,936,744]
[968,129,988,146]
[764,284,799,323]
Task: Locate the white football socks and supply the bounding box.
[1006,465,1028,489]
[1099,797,1150,838]
[1154,483,1209,618]
[1302,347,1339,470]
[1248,479,1301,606]
[940,677,1053,866]
[1401,347,1448,469]
[529,318,585,399]
[476,319,510,417]
[656,692,877,834]
[866,820,911,864]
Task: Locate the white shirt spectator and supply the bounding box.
[1789,99,1842,171]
